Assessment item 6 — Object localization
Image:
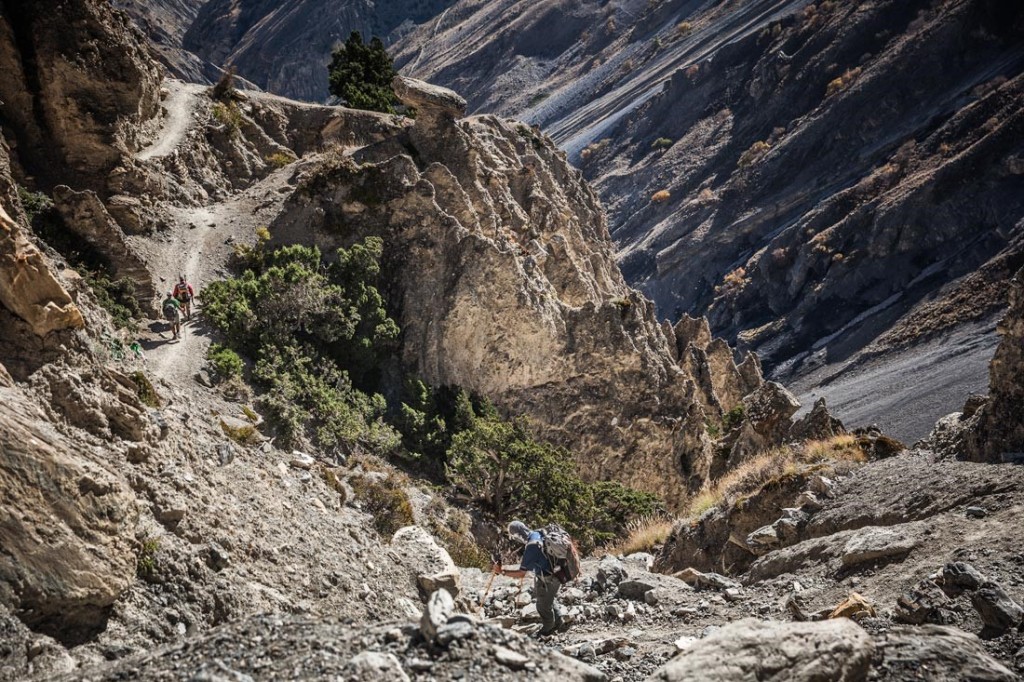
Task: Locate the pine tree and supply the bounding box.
[327,31,398,113]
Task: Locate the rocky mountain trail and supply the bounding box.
[135,80,206,163]
[3,2,1024,680]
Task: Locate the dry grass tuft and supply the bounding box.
[803,434,867,463]
[684,435,866,519]
[651,189,672,203]
[606,516,675,555]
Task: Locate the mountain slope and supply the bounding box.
[181,0,459,101]
[398,0,1024,440]
[114,0,217,83]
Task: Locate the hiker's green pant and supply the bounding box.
[535,574,562,633]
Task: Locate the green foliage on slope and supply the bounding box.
[327,32,399,113]
[202,237,664,549]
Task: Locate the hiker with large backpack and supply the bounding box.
[173,275,195,320]
[493,520,581,636]
[162,291,182,340]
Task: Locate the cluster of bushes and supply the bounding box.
[201,239,400,455]
[202,238,664,551]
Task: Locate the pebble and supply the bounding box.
[493,646,529,670]
[966,506,988,519]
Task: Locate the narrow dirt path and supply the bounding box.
[140,173,294,385]
[136,80,205,162]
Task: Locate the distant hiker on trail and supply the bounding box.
[162,291,182,340]
[173,275,195,320]
[493,520,581,636]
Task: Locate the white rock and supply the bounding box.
[289,451,315,469]
[346,651,410,682]
[420,588,454,642]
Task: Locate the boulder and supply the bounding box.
[392,75,466,157]
[940,562,987,596]
[0,204,83,336]
[617,579,657,601]
[345,651,410,682]
[596,557,628,589]
[971,581,1024,635]
[389,525,458,598]
[791,397,846,441]
[794,490,824,512]
[419,588,454,643]
[742,381,801,443]
[874,625,1016,681]
[417,571,461,600]
[895,580,952,625]
[672,568,740,592]
[829,592,875,620]
[840,525,920,568]
[0,385,137,644]
[648,618,873,681]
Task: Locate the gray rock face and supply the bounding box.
[0,0,161,192]
[400,0,1024,440]
[963,266,1024,462]
[52,185,158,313]
[648,618,873,681]
[874,625,1017,682]
[182,0,458,102]
[0,384,139,645]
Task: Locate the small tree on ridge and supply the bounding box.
[327,31,398,113]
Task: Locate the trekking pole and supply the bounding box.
[479,570,497,611]
[479,551,500,611]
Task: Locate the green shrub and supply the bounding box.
[351,472,414,538]
[83,271,141,330]
[266,151,296,169]
[651,137,674,151]
[528,92,550,107]
[723,404,746,431]
[130,371,161,408]
[207,343,244,381]
[221,419,261,446]
[328,32,398,114]
[202,238,400,451]
[445,410,662,552]
[212,102,243,136]
[137,537,159,578]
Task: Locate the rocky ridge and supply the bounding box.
[266,73,844,506]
